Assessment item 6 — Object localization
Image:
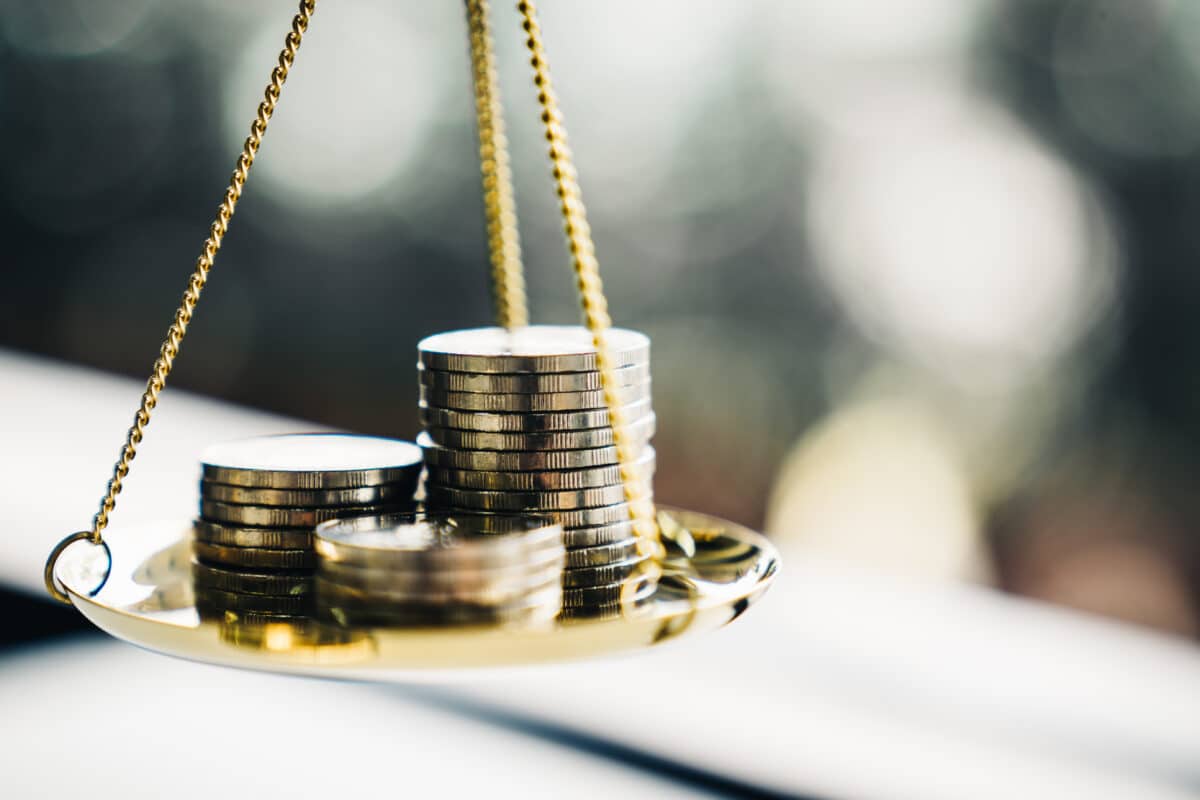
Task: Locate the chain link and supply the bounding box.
[466,0,528,330]
[44,0,318,603]
[516,1,660,548]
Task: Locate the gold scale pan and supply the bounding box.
[43,0,779,679]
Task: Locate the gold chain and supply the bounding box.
[517,1,659,548]
[466,0,528,330]
[43,0,318,603]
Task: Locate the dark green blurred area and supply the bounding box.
[3,0,1200,639]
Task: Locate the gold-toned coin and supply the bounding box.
[191,560,313,597]
[425,502,642,529]
[557,597,655,621]
[417,326,649,374]
[423,483,648,512]
[196,605,308,625]
[313,512,564,570]
[420,384,651,413]
[193,541,316,570]
[200,480,417,508]
[562,555,651,588]
[563,538,645,568]
[418,433,645,470]
[561,568,659,608]
[200,499,412,528]
[200,433,422,489]
[193,586,313,615]
[423,415,654,452]
[418,401,652,433]
[561,522,636,547]
[423,450,655,492]
[193,520,313,550]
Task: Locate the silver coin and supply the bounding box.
[427,503,643,529]
[420,384,651,413]
[563,538,646,568]
[317,552,563,597]
[423,483,647,512]
[191,560,313,597]
[561,569,659,608]
[314,512,563,570]
[193,541,316,570]
[314,573,561,607]
[423,415,655,452]
[193,519,313,550]
[200,479,418,508]
[418,364,649,395]
[200,499,413,528]
[418,326,649,374]
[418,432,646,470]
[201,434,423,489]
[561,522,635,547]
[418,400,652,433]
[562,555,651,588]
[423,450,655,491]
[318,584,562,627]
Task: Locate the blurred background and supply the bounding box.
[3,0,1200,644]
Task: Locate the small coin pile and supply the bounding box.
[314,512,565,626]
[417,326,659,616]
[191,433,422,622]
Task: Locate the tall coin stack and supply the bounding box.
[417,326,659,617]
[193,434,423,622]
[314,512,565,627]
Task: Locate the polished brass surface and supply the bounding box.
[43,0,318,602]
[465,0,527,330]
[55,507,778,678]
[517,0,659,551]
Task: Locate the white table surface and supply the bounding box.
[3,348,1199,799]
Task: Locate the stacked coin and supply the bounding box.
[314,512,564,626]
[417,326,659,616]
[192,433,423,621]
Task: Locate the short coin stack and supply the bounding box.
[314,512,565,626]
[192,433,422,622]
[417,326,659,616]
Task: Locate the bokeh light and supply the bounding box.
[806,96,1117,388]
[223,0,445,208]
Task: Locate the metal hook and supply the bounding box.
[43,531,108,605]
